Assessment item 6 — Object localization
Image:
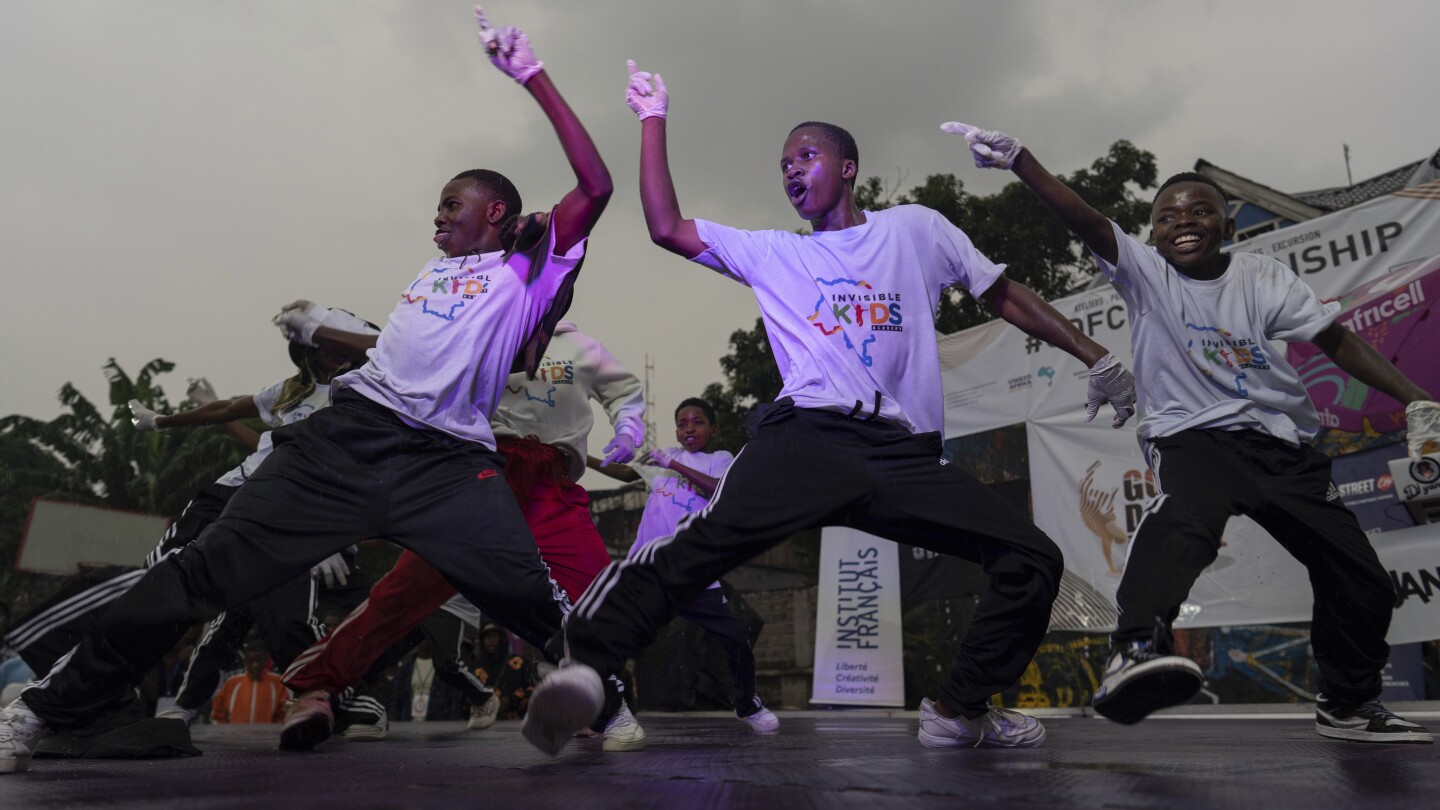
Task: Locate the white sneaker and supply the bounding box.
[601,704,647,752]
[156,704,197,725]
[341,716,388,742]
[522,663,604,755]
[468,693,499,731]
[917,698,1045,749]
[741,707,780,734]
[0,700,46,775]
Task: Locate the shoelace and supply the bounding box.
[974,708,1030,748]
[1350,700,1399,721]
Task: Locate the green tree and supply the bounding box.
[0,359,247,600]
[701,141,1158,447]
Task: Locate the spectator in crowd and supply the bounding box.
[211,644,287,725]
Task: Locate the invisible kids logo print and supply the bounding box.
[1184,322,1271,397]
[653,476,705,512]
[806,277,904,367]
[1078,462,1155,576]
[401,260,492,322]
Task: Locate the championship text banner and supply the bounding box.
[810,527,905,707]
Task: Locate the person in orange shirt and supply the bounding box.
[212,645,287,725]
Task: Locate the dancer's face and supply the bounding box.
[675,406,716,453]
[780,127,855,223]
[1150,182,1235,276]
[433,178,502,258]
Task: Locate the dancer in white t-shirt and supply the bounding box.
[0,8,612,774]
[950,121,1439,743]
[592,398,779,733]
[524,64,1137,754]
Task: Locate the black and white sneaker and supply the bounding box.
[1315,696,1433,744]
[1092,640,1204,725]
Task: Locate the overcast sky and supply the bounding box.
[3,1,1436,489]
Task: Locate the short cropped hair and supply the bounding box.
[675,397,718,425]
[1155,172,1229,207]
[790,121,859,188]
[450,169,523,231]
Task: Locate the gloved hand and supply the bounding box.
[1085,354,1136,428]
[129,400,161,432]
[311,553,350,589]
[476,7,543,85]
[940,121,1023,170]
[273,301,331,346]
[1406,400,1440,460]
[186,377,218,406]
[645,447,679,469]
[626,60,668,120]
[600,433,638,466]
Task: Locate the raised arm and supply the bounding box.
[130,395,260,433]
[1311,322,1438,458]
[477,8,611,255]
[627,61,705,258]
[585,334,646,467]
[980,276,1135,428]
[943,122,1117,265]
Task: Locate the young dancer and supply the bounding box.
[522,64,1137,755]
[946,121,1439,741]
[0,8,611,774]
[591,397,779,733]
[5,326,373,691]
[278,321,650,752]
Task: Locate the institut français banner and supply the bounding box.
[810,528,905,707]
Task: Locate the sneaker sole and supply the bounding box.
[918,724,1047,749]
[1094,665,1204,725]
[279,712,333,752]
[522,673,603,755]
[341,730,388,742]
[1315,724,1434,744]
[602,730,647,752]
[0,754,32,774]
[467,718,498,731]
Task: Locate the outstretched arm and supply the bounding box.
[131,395,261,432]
[1311,322,1438,458]
[588,455,641,482]
[943,123,1117,265]
[981,276,1136,427]
[478,8,611,255]
[627,61,705,258]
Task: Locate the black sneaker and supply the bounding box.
[1092,640,1204,725]
[1315,696,1433,744]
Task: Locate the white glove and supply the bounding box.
[129,400,160,432]
[273,301,331,346]
[186,377,218,406]
[645,447,679,469]
[476,7,543,85]
[600,434,638,467]
[626,60,668,120]
[940,121,1022,170]
[1406,400,1440,460]
[1085,354,1136,429]
[311,553,350,589]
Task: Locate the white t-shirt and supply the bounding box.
[337,230,586,448]
[1096,221,1340,445]
[491,322,645,482]
[214,382,332,487]
[692,205,1003,434]
[630,449,735,590]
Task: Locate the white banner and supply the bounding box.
[939,286,1133,437]
[810,527,905,706]
[1378,523,1440,645]
[1228,181,1440,299]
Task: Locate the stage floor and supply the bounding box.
[3,712,1436,808]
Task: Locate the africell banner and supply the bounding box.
[1227,180,1440,299]
[1287,255,1440,434]
[810,527,905,706]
